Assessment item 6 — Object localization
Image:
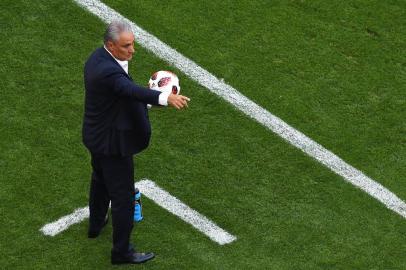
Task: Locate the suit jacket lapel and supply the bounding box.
[100,47,132,80]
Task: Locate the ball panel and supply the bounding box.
[158,76,172,87]
[172,85,178,94]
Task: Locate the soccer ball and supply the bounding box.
[148,70,180,95]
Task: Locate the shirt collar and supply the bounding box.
[104,45,129,74]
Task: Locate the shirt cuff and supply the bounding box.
[158,91,170,106]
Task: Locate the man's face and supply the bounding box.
[107,31,135,61]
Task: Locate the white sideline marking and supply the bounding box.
[73,0,406,219]
[136,179,236,245]
[40,207,89,237]
[40,179,236,245]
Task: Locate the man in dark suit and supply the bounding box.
[82,20,190,265]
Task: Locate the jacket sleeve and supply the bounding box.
[103,67,162,105]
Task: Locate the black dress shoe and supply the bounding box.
[88,215,109,238]
[111,250,155,265]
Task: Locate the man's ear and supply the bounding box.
[106,41,114,51]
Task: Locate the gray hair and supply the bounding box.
[103,20,133,44]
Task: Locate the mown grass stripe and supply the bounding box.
[72,0,406,219]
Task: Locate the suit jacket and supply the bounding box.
[82,47,161,156]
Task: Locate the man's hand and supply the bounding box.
[167,93,190,109]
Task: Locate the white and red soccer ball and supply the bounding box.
[148,70,180,95]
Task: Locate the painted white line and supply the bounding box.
[135,179,236,245]
[73,0,406,219]
[40,207,89,236]
[40,180,236,244]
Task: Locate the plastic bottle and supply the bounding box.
[134,188,143,222]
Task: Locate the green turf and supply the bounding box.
[0,0,405,269]
[103,0,406,203]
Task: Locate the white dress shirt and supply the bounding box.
[104,46,169,106]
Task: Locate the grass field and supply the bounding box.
[1,0,405,269]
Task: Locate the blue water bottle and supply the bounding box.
[134,188,143,222]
